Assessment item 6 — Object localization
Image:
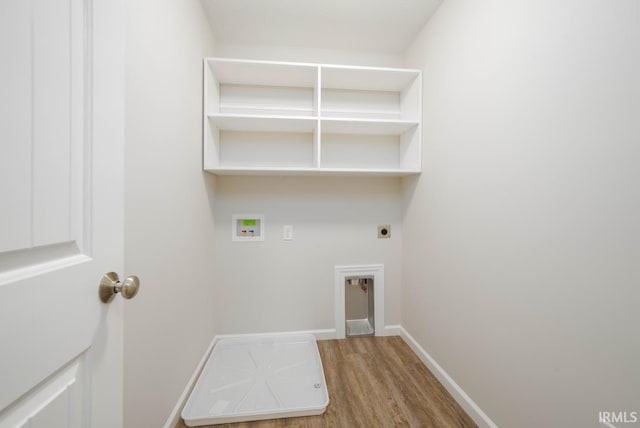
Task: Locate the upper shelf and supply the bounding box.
[206,58,317,88]
[206,58,421,91]
[321,65,421,92]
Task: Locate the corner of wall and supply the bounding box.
[124,1,218,427]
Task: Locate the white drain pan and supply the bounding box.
[181,333,329,426]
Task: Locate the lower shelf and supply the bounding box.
[205,167,420,176]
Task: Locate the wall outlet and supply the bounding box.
[377,225,391,239]
[283,225,293,240]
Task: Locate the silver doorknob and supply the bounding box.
[99,272,140,303]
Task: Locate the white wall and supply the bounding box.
[124,1,217,427]
[402,1,640,427]
[211,45,405,336]
[214,176,403,334]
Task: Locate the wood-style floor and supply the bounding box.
[176,336,477,428]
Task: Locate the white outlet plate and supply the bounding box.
[283,225,293,240]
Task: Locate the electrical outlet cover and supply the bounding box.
[377,225,391,239]
[283,225,293,240]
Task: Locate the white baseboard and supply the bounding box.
[164,326,495,428]
[163,328,336,428]
[382,324,403,336]
[304,328,337,341]
[397,326,497,428]
[213,329,337,342]
[163,335,218,428]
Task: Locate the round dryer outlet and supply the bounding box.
[377,225,391,239]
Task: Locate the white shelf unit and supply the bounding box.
[204,58,421,176]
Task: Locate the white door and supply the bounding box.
[0,0,126,427]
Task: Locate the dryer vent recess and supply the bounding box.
[377,225,391,239]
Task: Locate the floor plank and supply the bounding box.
[176,336,477,428]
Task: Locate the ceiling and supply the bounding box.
[201,0,443,54]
